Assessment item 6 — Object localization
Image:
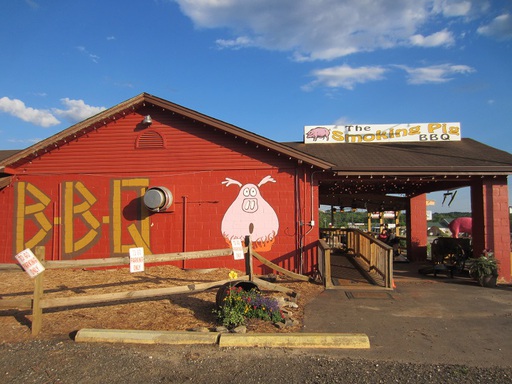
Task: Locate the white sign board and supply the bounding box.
[370,211,396,219]
[129,247,145,273]
[15,248,45,278]
[304,123,461,144]
[231,238,245,260]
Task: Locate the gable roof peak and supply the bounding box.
[0,93,333,172]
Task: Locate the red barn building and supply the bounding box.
[0,93,330,274]
[2,93,512,282]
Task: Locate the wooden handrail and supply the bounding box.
[319,228,393,289]
[0,247,235,272]
[0,242,302,336]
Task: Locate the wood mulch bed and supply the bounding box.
[0,265,324,343]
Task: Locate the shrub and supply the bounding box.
[214,285,284,328]
[469,251,499,281]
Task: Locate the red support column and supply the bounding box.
[471,181,485,258]
[471,177,511,283]
[407,194,428,262]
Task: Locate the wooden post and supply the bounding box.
[32,246,45,336]
[244,236,253,281]
[324,246,333,289]
[395,211,400,237]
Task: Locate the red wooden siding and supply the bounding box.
[15,108,295,174]
[0,107,320,275]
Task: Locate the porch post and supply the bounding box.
[471,177,511,283]
[407,194,428,262]
[395,211,400,237]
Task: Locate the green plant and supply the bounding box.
[213,285,284,328]
[469,251,499,279]
[213,285,248,328]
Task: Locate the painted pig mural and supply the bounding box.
[221,175,279,252]
[449,217,472,238]
[306,127,330,141]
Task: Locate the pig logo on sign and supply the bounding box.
[221,175,279,252]
[306,127,330,141]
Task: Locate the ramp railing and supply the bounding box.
[319,228,393,289]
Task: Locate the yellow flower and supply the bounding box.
[229,270,238,280]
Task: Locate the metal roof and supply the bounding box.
[283,139,512,175]
[0,150,20,163]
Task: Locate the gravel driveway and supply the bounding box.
[2,339,512,384]
[2,262,512,383]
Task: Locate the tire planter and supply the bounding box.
[215,281,259,309]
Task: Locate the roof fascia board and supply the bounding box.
[0,176,12,189]
[334,170,512,176]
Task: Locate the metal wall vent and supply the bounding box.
[143,186,173,212]
[136,131,165,149]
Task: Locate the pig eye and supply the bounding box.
[250,188,257,197]
[243,188,250,197]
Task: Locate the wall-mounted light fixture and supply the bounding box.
[142,115,153,126]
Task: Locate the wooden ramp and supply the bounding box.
[329,252,385,289]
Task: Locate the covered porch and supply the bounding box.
[285,138,512,283]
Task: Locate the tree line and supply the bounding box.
[319,210,473,228]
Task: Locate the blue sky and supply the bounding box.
[1,0,511,213]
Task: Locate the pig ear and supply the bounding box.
[222,177,242,187]
[258,175,276,187]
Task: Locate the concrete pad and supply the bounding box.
[304,261,512,367]
[218,333,370,349]
[75,328,220,345]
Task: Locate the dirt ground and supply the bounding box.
[2,264,512,383]
[0,265,324,343]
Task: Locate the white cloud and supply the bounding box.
[8,138,43,145]
[397,64,475,84]
[410,29,455,47]
[53,98,106,122]
[0,97,106,127]
[113,81,134,88]
[174,0,476,61]
[216,36,253,49]
[334,116,353,126]
[477,13,512,40]
[25,0,39,10]
[303,64,387,91]
[0,97,60,127]
[76,46,100,63]
[432,0,472,17]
